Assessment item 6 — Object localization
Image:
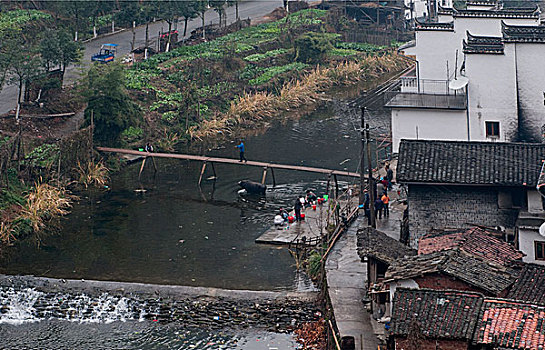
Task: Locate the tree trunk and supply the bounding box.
[15,79,23,124]
[166,20,172,52]
[184,17,189,37]
[145,22,149,48]
[201,12,205,40]
[236,1,239,21]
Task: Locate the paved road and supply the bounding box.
[0,0,284,116]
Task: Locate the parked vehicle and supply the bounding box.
[91,43,117,63]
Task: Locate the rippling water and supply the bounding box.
[0,83,390,348]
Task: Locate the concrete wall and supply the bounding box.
[392,108,467,152]
[518,228,545,265]
[527,190,544,214]
[465,45,518,142]
[513,42,545,142]
[408,185,519,247]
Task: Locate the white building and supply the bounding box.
[387,5,543,152]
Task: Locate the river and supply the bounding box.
[0,82,391,348]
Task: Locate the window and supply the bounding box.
[486,121,500,138]
[536,241,545,260]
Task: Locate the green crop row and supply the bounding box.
[328,48,359,57]
[248,62,309,85]
[0,9,51,31]
[335,41,385,52]
[243,48,291,62]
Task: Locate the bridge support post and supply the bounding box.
[138,157,147,181]
[270,167,276,187]
[334,174,339,199]
[261,167,268,185]
[198,161,207,186]
[210,162,217,181]
[326,174,331,198]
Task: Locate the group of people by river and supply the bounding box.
[274,190,319,226]
[362,163,394,224]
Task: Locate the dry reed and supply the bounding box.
[191,53,410,140]
[76,161,109,189]
[20,183,73,232]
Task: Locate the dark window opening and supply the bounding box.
[536,241,545,260]
[486,121,500,138]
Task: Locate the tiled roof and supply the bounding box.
[506,264,545,305]
[502,21,545,43]
[453,6,540,18]
[396,140,545,186]
[385,251,518,295]
[418,227,524,266]
[474,299,545,349]
[356,227,416,265]
[463,32,504,54]
[391,288,484,339]
[415,19,454,31]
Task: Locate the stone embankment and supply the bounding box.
[0,275,319,331]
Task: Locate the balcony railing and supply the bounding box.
[384,91,467,109]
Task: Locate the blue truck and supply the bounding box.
[91,43,117,63]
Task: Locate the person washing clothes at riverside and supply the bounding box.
[235,139,247,162]
[305,190,317,207]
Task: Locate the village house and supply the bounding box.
[356,227,417,319]
[390,288,545,350]
[390,288,484,350]
[384,250,518,301]
[417,226,524,266]
[357,225,523,321]
[396,139,545,264]
[505,263,545,305]
[386,4,545,152]
[472,298,545,349]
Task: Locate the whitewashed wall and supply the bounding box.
[465,45,518,141]
[513,42,545,142]
[518,228,545,265]
[391,108,467,152]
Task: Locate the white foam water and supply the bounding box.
[0,287,145,325]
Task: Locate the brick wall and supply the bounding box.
[413,273,487,295]
[395,338,468,350]
[408,185,518,248]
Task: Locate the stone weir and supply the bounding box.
[0,275,319,331]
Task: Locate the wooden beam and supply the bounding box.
[270,167,276,187]
[97,147,361,178]
[198,161,207,186]
[138,157,147,180]
[261,167,268,185]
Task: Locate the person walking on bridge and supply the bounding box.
[235,139,247,162]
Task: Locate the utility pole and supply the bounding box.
[365,109,376,228]
[359,107,366,206]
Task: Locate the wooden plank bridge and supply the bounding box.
[97,147,362,190]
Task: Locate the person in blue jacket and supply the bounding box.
[235,139,247,162]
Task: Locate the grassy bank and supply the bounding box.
[124,9,410,147]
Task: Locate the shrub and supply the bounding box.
[294,32,336,64]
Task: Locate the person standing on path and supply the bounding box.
[235,139,247,162]
[374,196,384,219]
[381,192,390,217]
[294,197,303,222]
[385,163,394,190]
